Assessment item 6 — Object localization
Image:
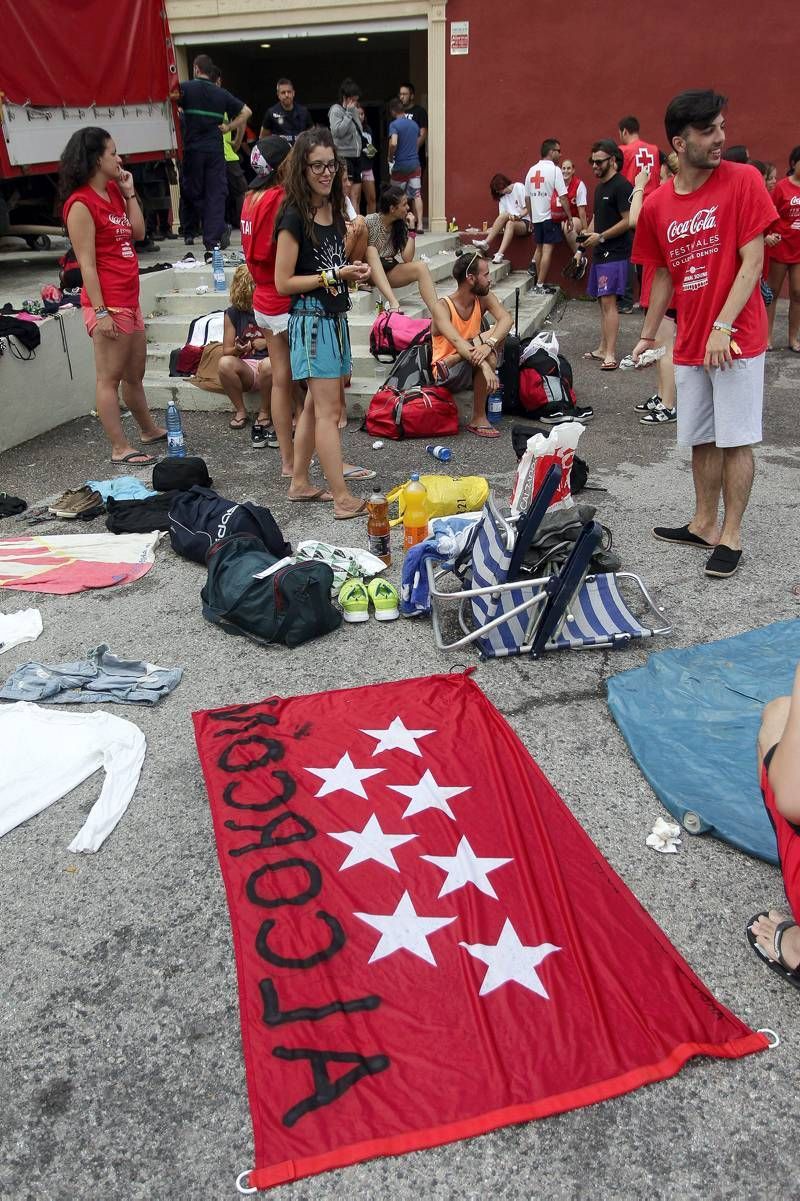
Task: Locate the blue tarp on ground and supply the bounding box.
[607,620,800,865]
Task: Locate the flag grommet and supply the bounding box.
[236,1170,257,1195]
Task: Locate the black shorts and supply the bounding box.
[344,157,362,184]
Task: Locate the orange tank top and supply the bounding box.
[432,296,482,365]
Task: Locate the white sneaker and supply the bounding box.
[492,252,505,264]
[473,239,490,250]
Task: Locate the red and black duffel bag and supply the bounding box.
[362,384,459,440]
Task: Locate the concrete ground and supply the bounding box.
[1,281,799,1200]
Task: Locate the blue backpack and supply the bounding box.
[168,486,290,564]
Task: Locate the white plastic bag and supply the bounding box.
[519,329,560,366]
[510,422,584,517]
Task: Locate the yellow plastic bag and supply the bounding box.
[386,475,489,526]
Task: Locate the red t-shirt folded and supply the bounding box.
[62,181,140,308]
[240,186,291,317]
[632,161,778,365]
[769,176,800,264]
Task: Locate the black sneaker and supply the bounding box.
[634,393,661,413]
[640,403,676,424]
[617,303,634,315]
[540,404,594,426]
[251,422,278,449]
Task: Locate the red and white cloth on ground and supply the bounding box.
[193,672,766,1193]
[632,161,778,365]
[0,532,159,594]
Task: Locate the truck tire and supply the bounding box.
[25,234,52,250]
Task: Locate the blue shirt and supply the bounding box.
[389,117,420,171]
[179,78,244,153]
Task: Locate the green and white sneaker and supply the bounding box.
[367,578,399,621]
[338,578,369,623]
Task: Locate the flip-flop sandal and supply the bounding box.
[704,544,742,578]
[288,488,333,503]
[599,359,618,371]
[334,498,369,520]
[466,423,501,439]
[342,466,377,481]
[228,415,249,430]
[582,351,605,361]
[141,431,168,444]
[652,523,715,548]
[746,914,800,992]
[110,452,157,466]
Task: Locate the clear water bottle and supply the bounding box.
[487,386,503,423]
[426,444,453,462]
[212,246,226,293]
[165,400,186,458]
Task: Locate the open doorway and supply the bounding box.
[183,28,428,216]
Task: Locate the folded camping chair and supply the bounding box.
[428,475,671,658]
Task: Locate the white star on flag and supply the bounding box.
[360,716,435,757]
[388,769,469,820]
[354,890,456,965]
[305,752,384,799]
[460,918,561,998]
[422,836,512,899]
[328,813,417,872]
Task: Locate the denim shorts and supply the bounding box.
[288,297,352,380]
[532,219,564,246]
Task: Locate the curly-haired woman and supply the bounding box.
[60,127,165,465]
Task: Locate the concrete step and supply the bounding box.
[142,284,559,415]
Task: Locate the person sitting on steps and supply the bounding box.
[473,174,531,265]
[748,662,800,991]
[218,264,275,445]
[430,249,512,439]
[365,184,439,315]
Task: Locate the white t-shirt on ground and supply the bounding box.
[498,182,528,220]
[0,702,146,852]
[525,159,567,223]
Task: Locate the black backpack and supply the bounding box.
[168,486,290,564]
[498,287,521,410]
[380,340,433,391]
[202,534,342,648]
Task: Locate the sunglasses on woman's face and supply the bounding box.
[307,159,338,176]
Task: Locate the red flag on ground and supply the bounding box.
[193,673,766,1192]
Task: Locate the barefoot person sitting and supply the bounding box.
[748,662,800,991]
[430,249,512,439]
[364,184,439,314]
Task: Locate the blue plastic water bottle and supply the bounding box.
[426,444,453,462]
[487,386,503,423]
[165,400,186,457]
[212,246,226,293]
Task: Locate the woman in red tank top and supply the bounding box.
[60,127,165,465]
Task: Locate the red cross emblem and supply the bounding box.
[530,169,545,189]
[635,147,655,171]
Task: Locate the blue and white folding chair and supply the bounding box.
[428,473,670,658]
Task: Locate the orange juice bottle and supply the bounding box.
[402,473,428,551]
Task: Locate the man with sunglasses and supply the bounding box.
[581,140,633,371]
[525,139,571,293]
[430,250,513,438]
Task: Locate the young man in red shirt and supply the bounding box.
[631,90,777,579]
[618,116,660,196]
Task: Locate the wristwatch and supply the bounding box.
[598,234,606,244]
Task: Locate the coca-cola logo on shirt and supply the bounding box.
[666,205,718,243]
[107,213,131,228]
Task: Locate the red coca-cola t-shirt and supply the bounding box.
[619,140,660,196]
[632,161,778,365]
[62,181,139,308]
[769,176,800,264]
[240,186,291,316]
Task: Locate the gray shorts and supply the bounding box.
[675,353,764,448]
[433,358,475,392]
